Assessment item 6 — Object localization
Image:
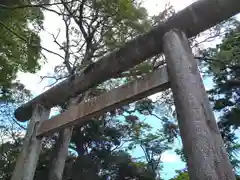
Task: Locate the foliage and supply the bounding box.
[170,169,240,180]
[44,1,176,178]
[92,0,151,48]
[199,20,240,168]
[2,1,239,179]
[0,81,31,103]
[170,170,189,180]
[0,141,22,180]
[0,1,178,180]
[201,20,240,127]
[0,101,172,180]
[0,83,32,179]
[0,0,44,100]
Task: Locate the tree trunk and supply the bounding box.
[48,98,80,180]
[48,127,73,180]
[11,105,50,180]
[163,29,236,180]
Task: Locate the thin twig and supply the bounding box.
[12,118,26,130]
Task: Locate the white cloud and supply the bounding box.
[161,150,181,163]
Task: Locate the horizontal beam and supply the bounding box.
[15,0,240,121]
[37,66,169,137]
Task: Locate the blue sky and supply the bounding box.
[131,116,186,179]
[129,75,227,179]
[15,0,240,179]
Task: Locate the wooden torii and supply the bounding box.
[11,0,240,179]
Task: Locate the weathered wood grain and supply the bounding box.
[163,29,236,180]
[37,66,169,137]
[11,105,50,180]
[15,0,240,122]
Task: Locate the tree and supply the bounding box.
[0,1,177,180]
[1,99,173,180]
[170,169,189,180]
[41,0,155,179]
[0,0,44,101]
[0,82,32,179]
[200,19,240,169]
[201,20,240,127]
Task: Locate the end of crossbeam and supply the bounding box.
[14,104,33,122]
[13,0,240,122]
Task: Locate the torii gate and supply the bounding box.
[11,0,240,179]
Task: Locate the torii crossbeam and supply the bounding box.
[14,0,240,122]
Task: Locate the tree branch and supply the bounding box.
[0,0,77,10]
[12,118,26,130]
[63,11,72,74]
[0,20,64,59]
[78,0,88,40]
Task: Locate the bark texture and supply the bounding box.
[15,0,240,122]
[48,127,73,180]
[11,105,50,180]
[163,29,235,180]
[48,98,79,180]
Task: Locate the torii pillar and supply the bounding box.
[163,29,235,180]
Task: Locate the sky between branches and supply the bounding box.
[17,0,198,96]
